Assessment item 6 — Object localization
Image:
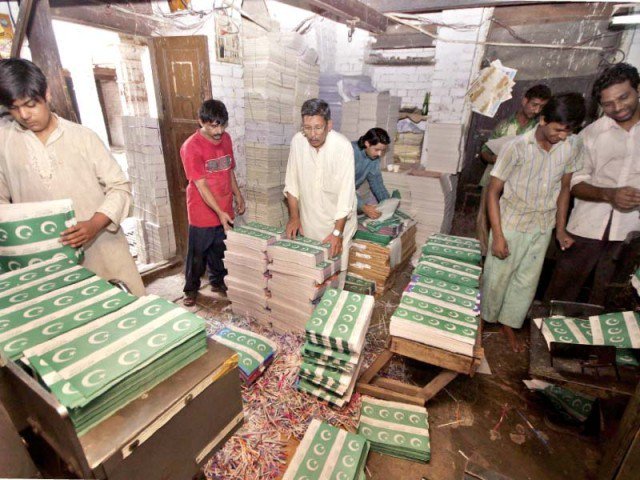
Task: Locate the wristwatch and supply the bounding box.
[331,229,343,238]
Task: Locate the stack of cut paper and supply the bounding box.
[213,325,277,385]
[534,313,640,367]
[283,419,369,480]
[297,288,374,407]
[224,222,283,325]
[0,200,82,272]
[357,396,430,462]
[349,213,417,296]
[267,236,340,332]
[25,294,207,435]
[0,262,136,361]
[382,171,458,251]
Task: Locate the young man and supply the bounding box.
[546,63,640,306]
[284,98,357,283]
[0,58,145,296]
[180,99,244,307]
[352,127,391,219]
[482,93,586,352]
[477,84,552,254]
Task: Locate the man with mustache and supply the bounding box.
[284,98,357,285]
[546,63,640,306]
[180,99,244,306]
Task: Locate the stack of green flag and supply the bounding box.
[0,199,82,272]
[344,273,376,296]
[357,396,430,463]
[535,314,640,367]
[297,288,374,407]
[213,325,277,385]
[283,419,369,480]
[421,233,482,265]
[389,234,482,355]
[25,294,207,435]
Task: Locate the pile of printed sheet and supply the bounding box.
[224,222,282,325]
[243,24,319,227]
[390,234,482,356]
[382,171,457,253]
[213,325,277,384]
[534,311,640,366]
[0,199,82,272]
[283,419,369,480]
[297,288,374,407]
[267,236,340,332]
[348,210,416,296]
[24,294,207,435]
[357,396,431,462]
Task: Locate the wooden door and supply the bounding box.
[149,35,211,258]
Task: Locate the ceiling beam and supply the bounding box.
[277,0,388,33]
[49,0,158,37]
[372,24,436,49]
[362,0,548,14]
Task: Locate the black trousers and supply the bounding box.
[544,233,623,306]
[183,225,227,294]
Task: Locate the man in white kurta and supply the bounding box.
[0,59,144,296]
[283,99,357,276]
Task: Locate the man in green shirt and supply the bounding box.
[477,84,552,254]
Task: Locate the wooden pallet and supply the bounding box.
[356,336,484,406]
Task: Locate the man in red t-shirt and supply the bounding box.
[180,99,244,306]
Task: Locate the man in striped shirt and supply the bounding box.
[482,93,586,352]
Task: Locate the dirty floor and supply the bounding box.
[145,261,622,480]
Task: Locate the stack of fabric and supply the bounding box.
[213,325,277,385]
[25,294,207,435]
[348,211,417,296]
[382,171,458,252]
[297,288,374,407]
[340,92,400,169]
[390,234,482,356]
[267,236,340,332]
[357,396,431,462]
[0,258,136,362]
[534,312,640,366]
[283,419,369,480]
[0,200,82,272]
[224,222,283,325]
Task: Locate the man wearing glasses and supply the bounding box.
[283,98,357,285]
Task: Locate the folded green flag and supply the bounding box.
[0,199,82,272]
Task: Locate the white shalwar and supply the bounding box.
[283,130,357,272]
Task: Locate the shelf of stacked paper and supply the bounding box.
[283,419,370,480]
[224,222,283,325]
[0,257,138,362]
[534,311,640,366]
[23,294,208,435]
[266,236,341,332]
[348,209,417,296]
[212,325,277,385]
[297,288,374,407]
[357,397,431,463]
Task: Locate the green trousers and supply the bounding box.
[481,229,552,329]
